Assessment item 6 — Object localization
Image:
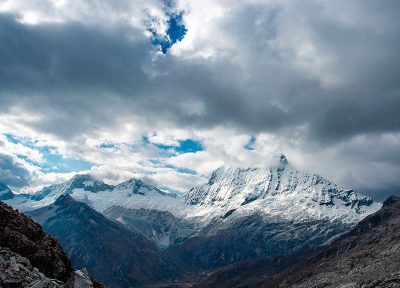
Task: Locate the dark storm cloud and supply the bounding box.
[0,153,34,187]
[0,14,152,139]
[290,2,400,143]
[0,13,294,139]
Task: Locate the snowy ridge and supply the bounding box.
[185,155,380,224]
[2,174,185,216]
[71,179,185,217]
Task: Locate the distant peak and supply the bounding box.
[280,154,288,164]
[273,153,288,166]
[55,194,75,205]
[117,178,142,187]
[63,174,112,193]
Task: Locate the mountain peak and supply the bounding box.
[69,173,97,183]
[55,194,75,205]
[115,177,177,198]
[115,178,146,190]
[65,174,113,193]
[276,153,288,165]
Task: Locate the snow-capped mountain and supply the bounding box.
[3,174,111,211]
[2,154,381,253]
[3,174,184,214]
[71,177,184,216]
[161,155,381,269]
[185,154,380,224]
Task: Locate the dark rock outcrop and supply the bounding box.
[0,201,73,282]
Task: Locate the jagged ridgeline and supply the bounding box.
[0,155,385,287]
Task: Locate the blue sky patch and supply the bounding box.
[150,11,187,53]
[152,138,204,155]
[244,135,256,150]
[163,164,197,175]
[3,133,94,173]
[175,139,204,153]
[41,152,94,173]
[4,133,20,144]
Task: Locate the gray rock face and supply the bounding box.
[0,247,64,288]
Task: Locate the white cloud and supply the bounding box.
[0,0,399,201]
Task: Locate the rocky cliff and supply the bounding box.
[0,201,73,282]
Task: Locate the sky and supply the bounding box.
[0,0,399,201]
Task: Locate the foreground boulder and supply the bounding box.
[0,247,64,288]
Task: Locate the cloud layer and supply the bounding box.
[0,0,399,200]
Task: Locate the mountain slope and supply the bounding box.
[29,194,180,288]
[268,195,400,288]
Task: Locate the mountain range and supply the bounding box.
[1,154,394,287]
